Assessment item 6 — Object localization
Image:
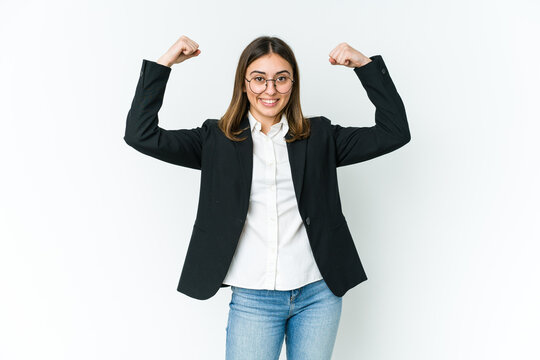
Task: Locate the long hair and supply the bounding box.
[218,36,310,143]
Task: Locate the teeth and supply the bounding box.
[261,99,278,104]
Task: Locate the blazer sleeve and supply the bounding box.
[123,59,208,170]
[330,55,411,167]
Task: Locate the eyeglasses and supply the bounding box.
[245,75,294,94]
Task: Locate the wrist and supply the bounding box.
[157,55,172,67]
[357,58,372,67]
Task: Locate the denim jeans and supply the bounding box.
[225,279,342,360]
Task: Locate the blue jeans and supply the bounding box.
[225,279,342,360]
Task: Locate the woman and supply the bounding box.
[124,35,410,359]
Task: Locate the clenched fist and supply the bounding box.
[328,43,372,68]
[157,35,201,67]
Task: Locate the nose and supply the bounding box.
[264,80,277,95]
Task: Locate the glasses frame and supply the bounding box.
[244,75,295,94]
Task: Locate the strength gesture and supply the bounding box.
[157,35,201,67]
[328,43,372,68]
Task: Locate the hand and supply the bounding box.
[328,43,371,68]
[157,35,201,67]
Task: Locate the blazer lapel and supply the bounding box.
[234,114,307,211]
[234,114,253,216]
[285,126,307,205]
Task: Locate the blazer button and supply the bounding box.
[306,217,310,226]
[381,68,386,74]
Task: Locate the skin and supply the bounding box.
[157,35,373,134]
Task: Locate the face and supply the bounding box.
[243,53,293,125]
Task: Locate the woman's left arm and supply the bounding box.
[328,43,411,167]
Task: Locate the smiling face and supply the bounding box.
[243,53,293,125]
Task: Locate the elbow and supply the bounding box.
[123,134,138,148]
[123,135,132,145]
[402,132,411,144]
[390,130,410,147]
[389,132,410,150]
[400,121,411,144]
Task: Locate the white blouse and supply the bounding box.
[221,110,323,290]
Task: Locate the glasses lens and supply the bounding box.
[276,76,292,93]
[249,77,267,94]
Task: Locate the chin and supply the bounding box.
[261,106,285,115]
[262,109,281,116]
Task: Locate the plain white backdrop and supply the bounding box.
[1,0,539,359]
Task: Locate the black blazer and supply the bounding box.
[124,55,411,300]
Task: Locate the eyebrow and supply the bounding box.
[249,70,291,76]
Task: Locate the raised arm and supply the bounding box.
[123,35,207,170]
[328,43,411,167]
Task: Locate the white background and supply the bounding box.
[1,0,539,359]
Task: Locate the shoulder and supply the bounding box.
[306,115,333,131]
[200,119,219,133]
[202,119,219,127]
[306,115,331,124]
[189,119,218,144]
[302,116,335,141]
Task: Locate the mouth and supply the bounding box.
[259,98,279,107]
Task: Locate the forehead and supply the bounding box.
[246,53,293,75]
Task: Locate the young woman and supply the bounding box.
[124,35,410,359]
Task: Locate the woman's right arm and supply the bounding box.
[123,35,207,170]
